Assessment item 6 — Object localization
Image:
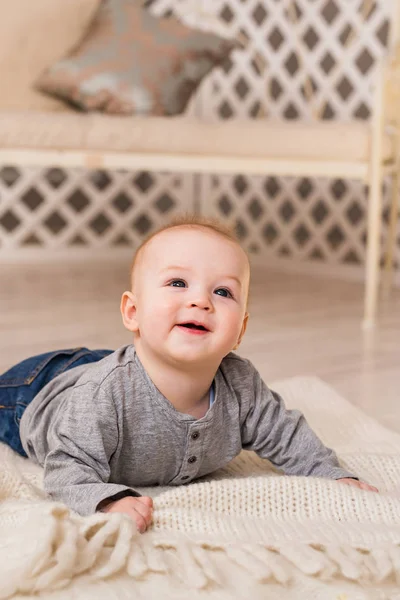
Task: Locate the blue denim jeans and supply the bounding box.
[0,347,113,457]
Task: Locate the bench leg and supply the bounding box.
[382,168,399,296]
[363,163,384,330]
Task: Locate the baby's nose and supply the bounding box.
[190,301,210,310]
[189,293,211,310]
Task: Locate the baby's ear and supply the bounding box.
[233,312,249,350]
[120,291,139,333]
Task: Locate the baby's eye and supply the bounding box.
[214,288,233,298]
[169,279,186,288]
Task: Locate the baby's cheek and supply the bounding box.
[141,307,166,333]
[223,316,243,343]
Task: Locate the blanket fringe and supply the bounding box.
[21,507,80,594]
[4,522,400,597]
[144,539,400,589]
[85,515,134,579]
[126,538,149,579]
[323,544,364,580]
[190,544,223,585]
[175,541,210,588]
[226,544,291,583]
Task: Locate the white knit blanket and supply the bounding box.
[2,376,400,600]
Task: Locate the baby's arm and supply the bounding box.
[241,365,376,489]
[43,382,148,523]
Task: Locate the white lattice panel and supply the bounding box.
[0,167,194,251]
[190,0,391,121]
[176,0,398,269]
[199,173,392,267]
[0,0,399,271]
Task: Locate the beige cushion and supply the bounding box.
[35,0,236,117]
[0,112,393,163]
[0,0,100,111]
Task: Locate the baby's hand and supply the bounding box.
[100,496,153,533]
[338,478,379,493]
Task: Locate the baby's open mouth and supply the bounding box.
[177,322,209,332]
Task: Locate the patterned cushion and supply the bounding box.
[35,0,236,116]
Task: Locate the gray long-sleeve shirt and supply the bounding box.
[20,344,355,516]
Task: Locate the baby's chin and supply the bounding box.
[163,343,223,367]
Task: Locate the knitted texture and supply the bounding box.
[2,376,400,600]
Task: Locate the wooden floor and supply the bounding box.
[1,260,399,432]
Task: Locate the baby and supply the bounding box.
[0,215,377,533]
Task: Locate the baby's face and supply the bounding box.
[130,227,249,367]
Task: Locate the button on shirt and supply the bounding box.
[180,385,214,478]
[20,345,356,516]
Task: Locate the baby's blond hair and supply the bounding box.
[130,214,249,292]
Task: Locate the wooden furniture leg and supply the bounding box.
[382,167,400,295]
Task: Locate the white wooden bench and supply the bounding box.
[0,0,399,328]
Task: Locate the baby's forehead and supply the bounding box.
[146,228,246,263]
[134,227,249,283]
